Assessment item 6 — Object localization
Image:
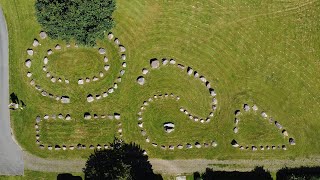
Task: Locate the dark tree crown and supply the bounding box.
[35,0,116,46]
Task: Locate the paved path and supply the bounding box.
[0,8,24,175]
[23,149,320,175]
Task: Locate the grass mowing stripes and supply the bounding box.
[0,0,319,160]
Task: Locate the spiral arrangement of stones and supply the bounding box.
[136,58,217,122]
[231,104,296,151]
[86,33,127,102]
[35,112,122,150]
[137,93,218,150]
[25,31,70,103]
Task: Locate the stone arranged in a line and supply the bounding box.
[137,58,217,112]
[39,143,126,151]
[35,112,122,149]
[83,112,121,120]
[137,93,218,150]
[231,103,296,150]
[86,32,127,102]
[28,78,70,103]
[231,139,288,151]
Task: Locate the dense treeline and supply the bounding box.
[35,0,116,46]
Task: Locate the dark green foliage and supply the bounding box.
[35,0,116,46]
[83,138,162,180]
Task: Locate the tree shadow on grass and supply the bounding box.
[57,173,82,180]
[194,166,272,180]
[83,138,162,180]
[276,167,320,180]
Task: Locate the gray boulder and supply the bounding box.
[33,39,39,47]
[61,96,70,104]
[137,76,145,85]
[99,48,106,54]
[87,94,94,102]
[25,59,32,68]
[150,59,160,69]
[39,31,47,39]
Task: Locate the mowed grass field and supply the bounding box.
[0,0,320,160]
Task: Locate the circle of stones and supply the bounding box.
[231,104,296,151]
[137,93,218,151]
[34,112,122,151]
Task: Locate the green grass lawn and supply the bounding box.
[0,171,83,180]
[0,0,320,161]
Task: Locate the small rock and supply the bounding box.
[78,79,84,85]
[119,45,126,52]
[33,39,39,47]
[47,49,53,55]
[104,65,110,71]
[61,96,70,104]
[108,33,114,40]
[25,59,32,68]
[55,44,61,50]
[142,68,149,74]
[87,94,94,102]
[27,49,34,56]
[121,54,126,60]
[137,76,145,85]
[169,59,176,64]
[39,31,47,39]
[99,48,106,54]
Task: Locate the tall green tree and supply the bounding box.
[35,0,116,46]
[83,138,161,180]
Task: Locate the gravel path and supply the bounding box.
[23,149,320,175]
[0,8,24,175]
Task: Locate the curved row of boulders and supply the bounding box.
[35,112,122,149]
[136,93,217,150]
[232,103,296,151]
[85,32,127,102]
[137,58,217,114]
[28,78,70,103]
[25,31,71,103]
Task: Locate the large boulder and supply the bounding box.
[137,76,145,85]
[150,59,160,69]
[61,96,70,104]
[27,49,34,56]
[43,57,49,64]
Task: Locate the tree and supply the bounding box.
[83,138,161,180]
[35,0,116,46]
